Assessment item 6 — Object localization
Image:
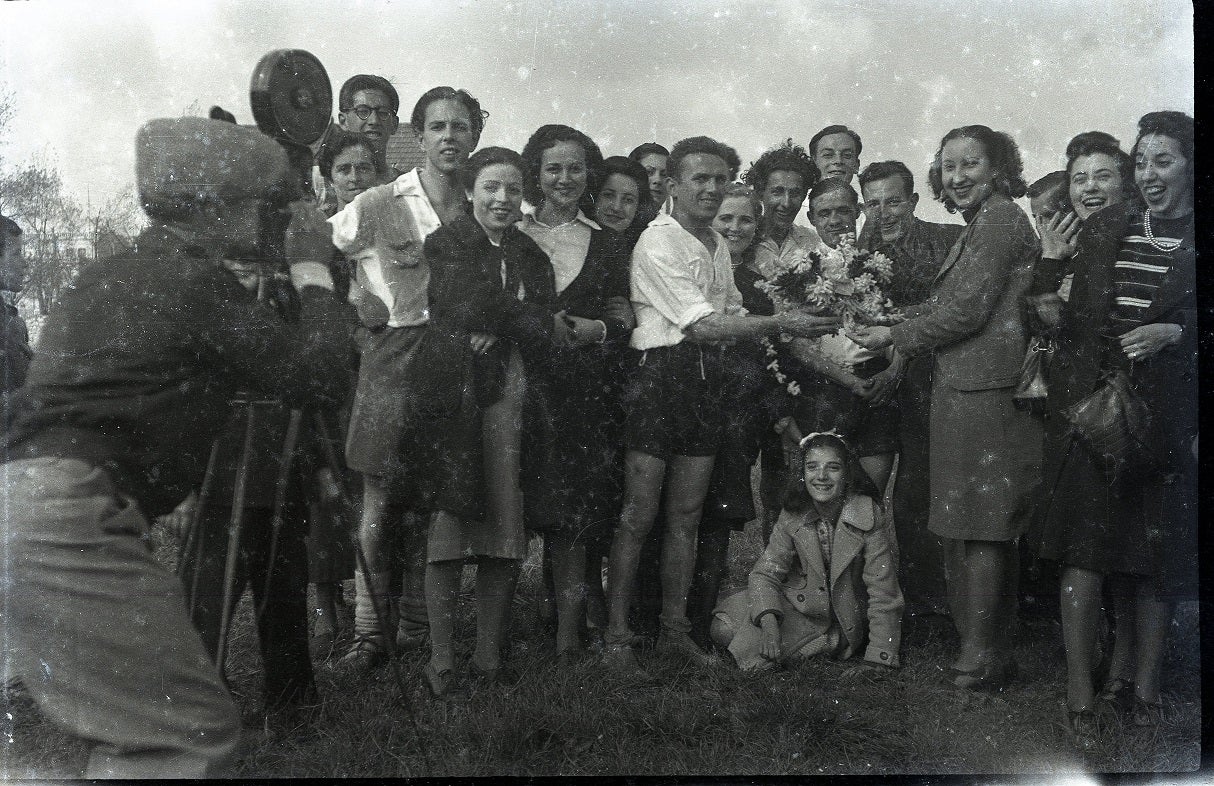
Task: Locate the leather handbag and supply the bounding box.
[1062,368,1155,476]
[1012,336,1053,413]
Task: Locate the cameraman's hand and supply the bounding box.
[780,310,841,339]
[163,491,198,542]
[286,200,335,291]
[469,332,498,355]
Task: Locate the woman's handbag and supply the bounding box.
[1062,367,1155,476]
[1012,336,1053,413]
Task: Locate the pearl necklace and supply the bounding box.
[1142,209,1185,252]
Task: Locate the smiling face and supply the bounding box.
[809,189,859,248]
[803,445,847,505]
[330,144,381,207]
[1134,133,1193,219]
[595,173,641,234]
[638,153,668,205]
[469,162,524,241]
[813,132,860,183]
[337,88,399,144]
[417,98,478,176]
[712,194,759,260]
[861,175,918,244]
[1068,152,1125,220]
[940,137,996,212]
[761,170,808,234]
[668,152,731,227]
[540,140,589,214]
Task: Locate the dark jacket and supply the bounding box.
[1035,201,1197,475]
[418,215,556,412]
[890,193,1038,392]
[1,299,32,434]
[860,216,966,310]
[5,225,355,516]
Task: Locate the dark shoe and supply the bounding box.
[332,634,387,674]
[656,629,713,664]
[422,662,467,702]
[1096,678,1136,715]
[1066,709,1099,752]
[1131,696,1163,728]
[394,627,428,653]
[949,659,1011,693]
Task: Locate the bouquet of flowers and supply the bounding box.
[755,233,900,394]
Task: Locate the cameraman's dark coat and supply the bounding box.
[5,225,355,516]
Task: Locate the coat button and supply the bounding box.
[797,594,805,602]
[819,587,825,592]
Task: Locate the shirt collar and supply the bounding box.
[392,167,427,198]
[520,205,601,231]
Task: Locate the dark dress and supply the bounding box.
[522,229,633,548]
[1030,204,1197,599]
[418,215,557,529]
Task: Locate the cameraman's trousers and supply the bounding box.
[1,457,240,778]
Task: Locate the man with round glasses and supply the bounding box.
[336,74,400,152]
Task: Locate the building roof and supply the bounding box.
[385,134,426,175]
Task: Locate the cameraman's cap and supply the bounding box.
[136,117,299,216]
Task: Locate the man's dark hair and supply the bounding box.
[628,142,669,162]
[858,161,915,197]
[666,136,741,181]
[809,125,863,159]
[339,74,400,113]
[743,139,818,194]
[807,176,859,209]
[1027,170,1068,200]
[409,86,488,138]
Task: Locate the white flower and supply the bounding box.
[787,380,802,396]
[853,272,876,293]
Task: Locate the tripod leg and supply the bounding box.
[216,405,258,673]
[182,436,223,616]
[257,409,304,621]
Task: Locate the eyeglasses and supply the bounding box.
[349,105,396,121]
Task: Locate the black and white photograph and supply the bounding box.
[0,0,1199,779]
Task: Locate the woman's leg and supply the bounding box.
[953,539,1017,672]
[473,557,522,671]
[424,556,462,675]
[584,545,608,630]
[476,346,526,666]
[1059,565,1104,711]
[858,453,895,497]
[1132,579,1174,706]
[549,528,588,655]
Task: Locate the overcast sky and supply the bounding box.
[0,0,1194,224]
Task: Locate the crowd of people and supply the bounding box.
[0,68,1195,777]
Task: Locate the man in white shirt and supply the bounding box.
[604,136,839,670]
[329,86,486,671]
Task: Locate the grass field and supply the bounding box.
[2,508,1202,780]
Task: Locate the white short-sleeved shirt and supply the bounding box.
[516,208,599,295]
[328,168,441,328]
[629,213,746,350]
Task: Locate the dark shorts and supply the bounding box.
[792,357,899,458]
[623,343,724,460]
[345,325,427,486]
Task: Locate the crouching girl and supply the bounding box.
[711,432,903,671]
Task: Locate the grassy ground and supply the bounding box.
[1,515,1202,779]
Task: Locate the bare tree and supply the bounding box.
[0,159,85,314]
